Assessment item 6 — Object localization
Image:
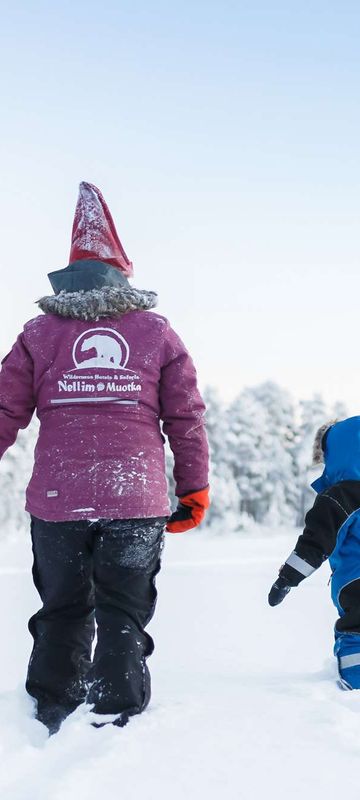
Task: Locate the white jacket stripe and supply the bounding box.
[285,551,316,577]
[339,653,360,669]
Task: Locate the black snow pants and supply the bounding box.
[26,515,166,721]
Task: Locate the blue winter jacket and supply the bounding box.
[279,417,360,594]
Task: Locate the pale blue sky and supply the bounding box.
[1,1,359,407]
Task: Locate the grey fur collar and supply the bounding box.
[312,420,337,465]
[37,286,158,321]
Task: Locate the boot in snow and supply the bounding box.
[36,700,77,735]
[91,711,129,729]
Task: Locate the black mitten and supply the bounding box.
[268,575,291,607]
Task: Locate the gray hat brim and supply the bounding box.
[48,259,131,294]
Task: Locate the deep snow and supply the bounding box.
[1,528,360,799]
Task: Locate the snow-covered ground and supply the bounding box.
[1,527,360,799]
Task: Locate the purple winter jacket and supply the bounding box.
[0,288,208,522]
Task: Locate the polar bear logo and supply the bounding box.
[72,328,130,370]
[81,335,122,368]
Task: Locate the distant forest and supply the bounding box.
[0,381,346,535]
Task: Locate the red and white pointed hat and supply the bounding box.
[69,182,133,277]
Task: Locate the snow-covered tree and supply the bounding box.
[296,394,330,525]
[225,387,270,522]
[250,382,298,524]
[203,387,240,533]
[0,418,38,536]
[224,382,298,525]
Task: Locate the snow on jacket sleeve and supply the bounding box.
[159,322,209,498]
[279,481,360,586]
[0,332,35,458]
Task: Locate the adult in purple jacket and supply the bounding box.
[0,182,209,733]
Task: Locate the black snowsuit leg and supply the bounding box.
[26,518,96,717]
[26,515,165,726]
[87,518,165,715]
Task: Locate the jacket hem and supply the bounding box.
[25,503,170,523]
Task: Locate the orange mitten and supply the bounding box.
[166,487,210,533]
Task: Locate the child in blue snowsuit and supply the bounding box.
[269,416,360,689]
